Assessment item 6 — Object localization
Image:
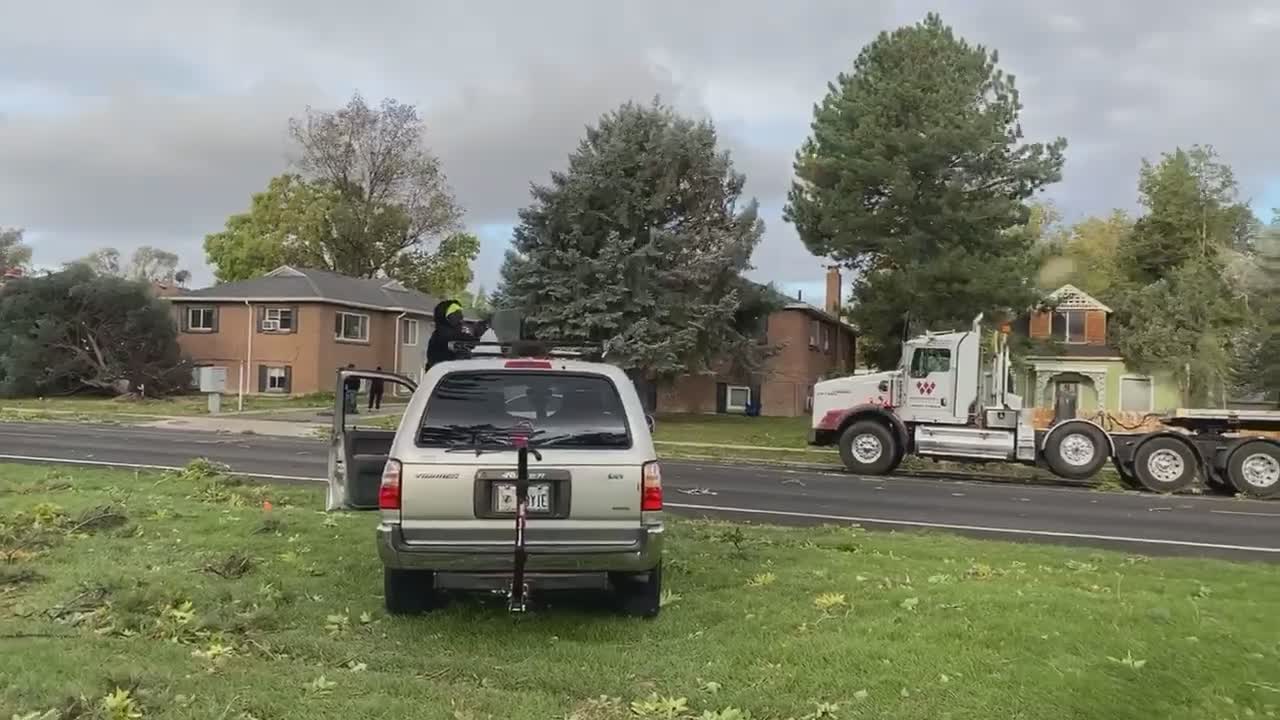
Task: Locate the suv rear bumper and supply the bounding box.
[376,522,663,574]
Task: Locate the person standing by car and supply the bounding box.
[368,366,385,410]
[343,364,360,414]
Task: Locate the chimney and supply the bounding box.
[825,266,842,316]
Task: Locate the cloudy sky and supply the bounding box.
[3,1,1278,300]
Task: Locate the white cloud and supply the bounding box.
[1,0,1277,288]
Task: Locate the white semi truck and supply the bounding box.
[808,315,1280,498]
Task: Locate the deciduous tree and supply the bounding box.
[1109,146,1252,405]
[1038,210,1134,299]
[72,246,185,284]
[786,13,1066,367]
[0,227,32,276]
[288,92,464,277]
[205,93,476,296]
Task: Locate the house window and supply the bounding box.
[1051,310,1086,343]
[726,385,752,413]
[261,307,294,332]
[1120,376,1154,413]
[258,365,291,394]
[186,306,216,332]
[401,318,419,345]
[822,325,831,352]
[335,311,370,342]
[809,320,819,348]
[267,367,288,393]
[909,348,951,378]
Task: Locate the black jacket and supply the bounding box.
[426,299,473,369]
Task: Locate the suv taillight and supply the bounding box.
[379,459,402,510]
[641,461,662,511]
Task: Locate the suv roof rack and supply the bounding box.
[448,339,608,362]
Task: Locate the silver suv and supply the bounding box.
[327,357,665,617]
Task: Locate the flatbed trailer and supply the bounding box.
[1106,409,1280,495]
[809,316,1280,498]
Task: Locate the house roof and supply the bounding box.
[782,302,856,333]
[1045,284,1112,314]
[169,266,440,315]
[1026,343,1125,360]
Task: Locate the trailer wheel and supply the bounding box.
[383,567,439,615]
[838,420,897,475]
[1132,437,1198,493]
[1043,422,1109,480]
[1227,441,1280,499]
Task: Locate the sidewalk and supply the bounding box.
[136,416,321,438]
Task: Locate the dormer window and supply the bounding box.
[1051,310,1086,344]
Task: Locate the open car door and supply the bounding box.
[327,368,417,511]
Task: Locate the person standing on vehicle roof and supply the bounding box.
[426,299,487,370]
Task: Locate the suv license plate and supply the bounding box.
[494,483,551,513]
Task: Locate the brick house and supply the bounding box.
[654,268,857,417]
[1018,284,1180,429]
[169,266,438,396]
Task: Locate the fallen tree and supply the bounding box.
[0,265,190,397]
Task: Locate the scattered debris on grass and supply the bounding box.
[67,505,129,534]
[0,566,44,586]
[201,552,256,579]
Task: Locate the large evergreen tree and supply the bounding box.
[785,13,1066,367]
[498,100,767,377]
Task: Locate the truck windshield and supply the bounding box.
[417,371,631,449]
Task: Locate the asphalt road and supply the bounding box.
[2,421,1279,561]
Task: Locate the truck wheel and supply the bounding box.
[384,567,438,615]
[1043,422,1109,480]
[1132,437,1198,493]
[838,421,897,475]
[1227,441,1280,499]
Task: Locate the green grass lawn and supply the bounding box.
[2,462,1278,719]
[654,414,810,449]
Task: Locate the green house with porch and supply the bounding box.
[1018,285,1181,429]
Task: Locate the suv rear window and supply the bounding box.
[417,371,631,449]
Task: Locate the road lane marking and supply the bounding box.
[4,454,1278,555]
[0,431,59,439]
[665,502,1280,554]
[1211,509,1280,518]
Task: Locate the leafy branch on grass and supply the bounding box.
[201,552,256,579]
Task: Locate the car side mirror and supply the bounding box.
[645,414,656,433]
[878,381,889,392]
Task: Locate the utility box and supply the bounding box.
[197,366,228,415]
[197,366,228,393]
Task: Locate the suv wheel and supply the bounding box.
[383,567,438,615]
[614,564,662,618]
